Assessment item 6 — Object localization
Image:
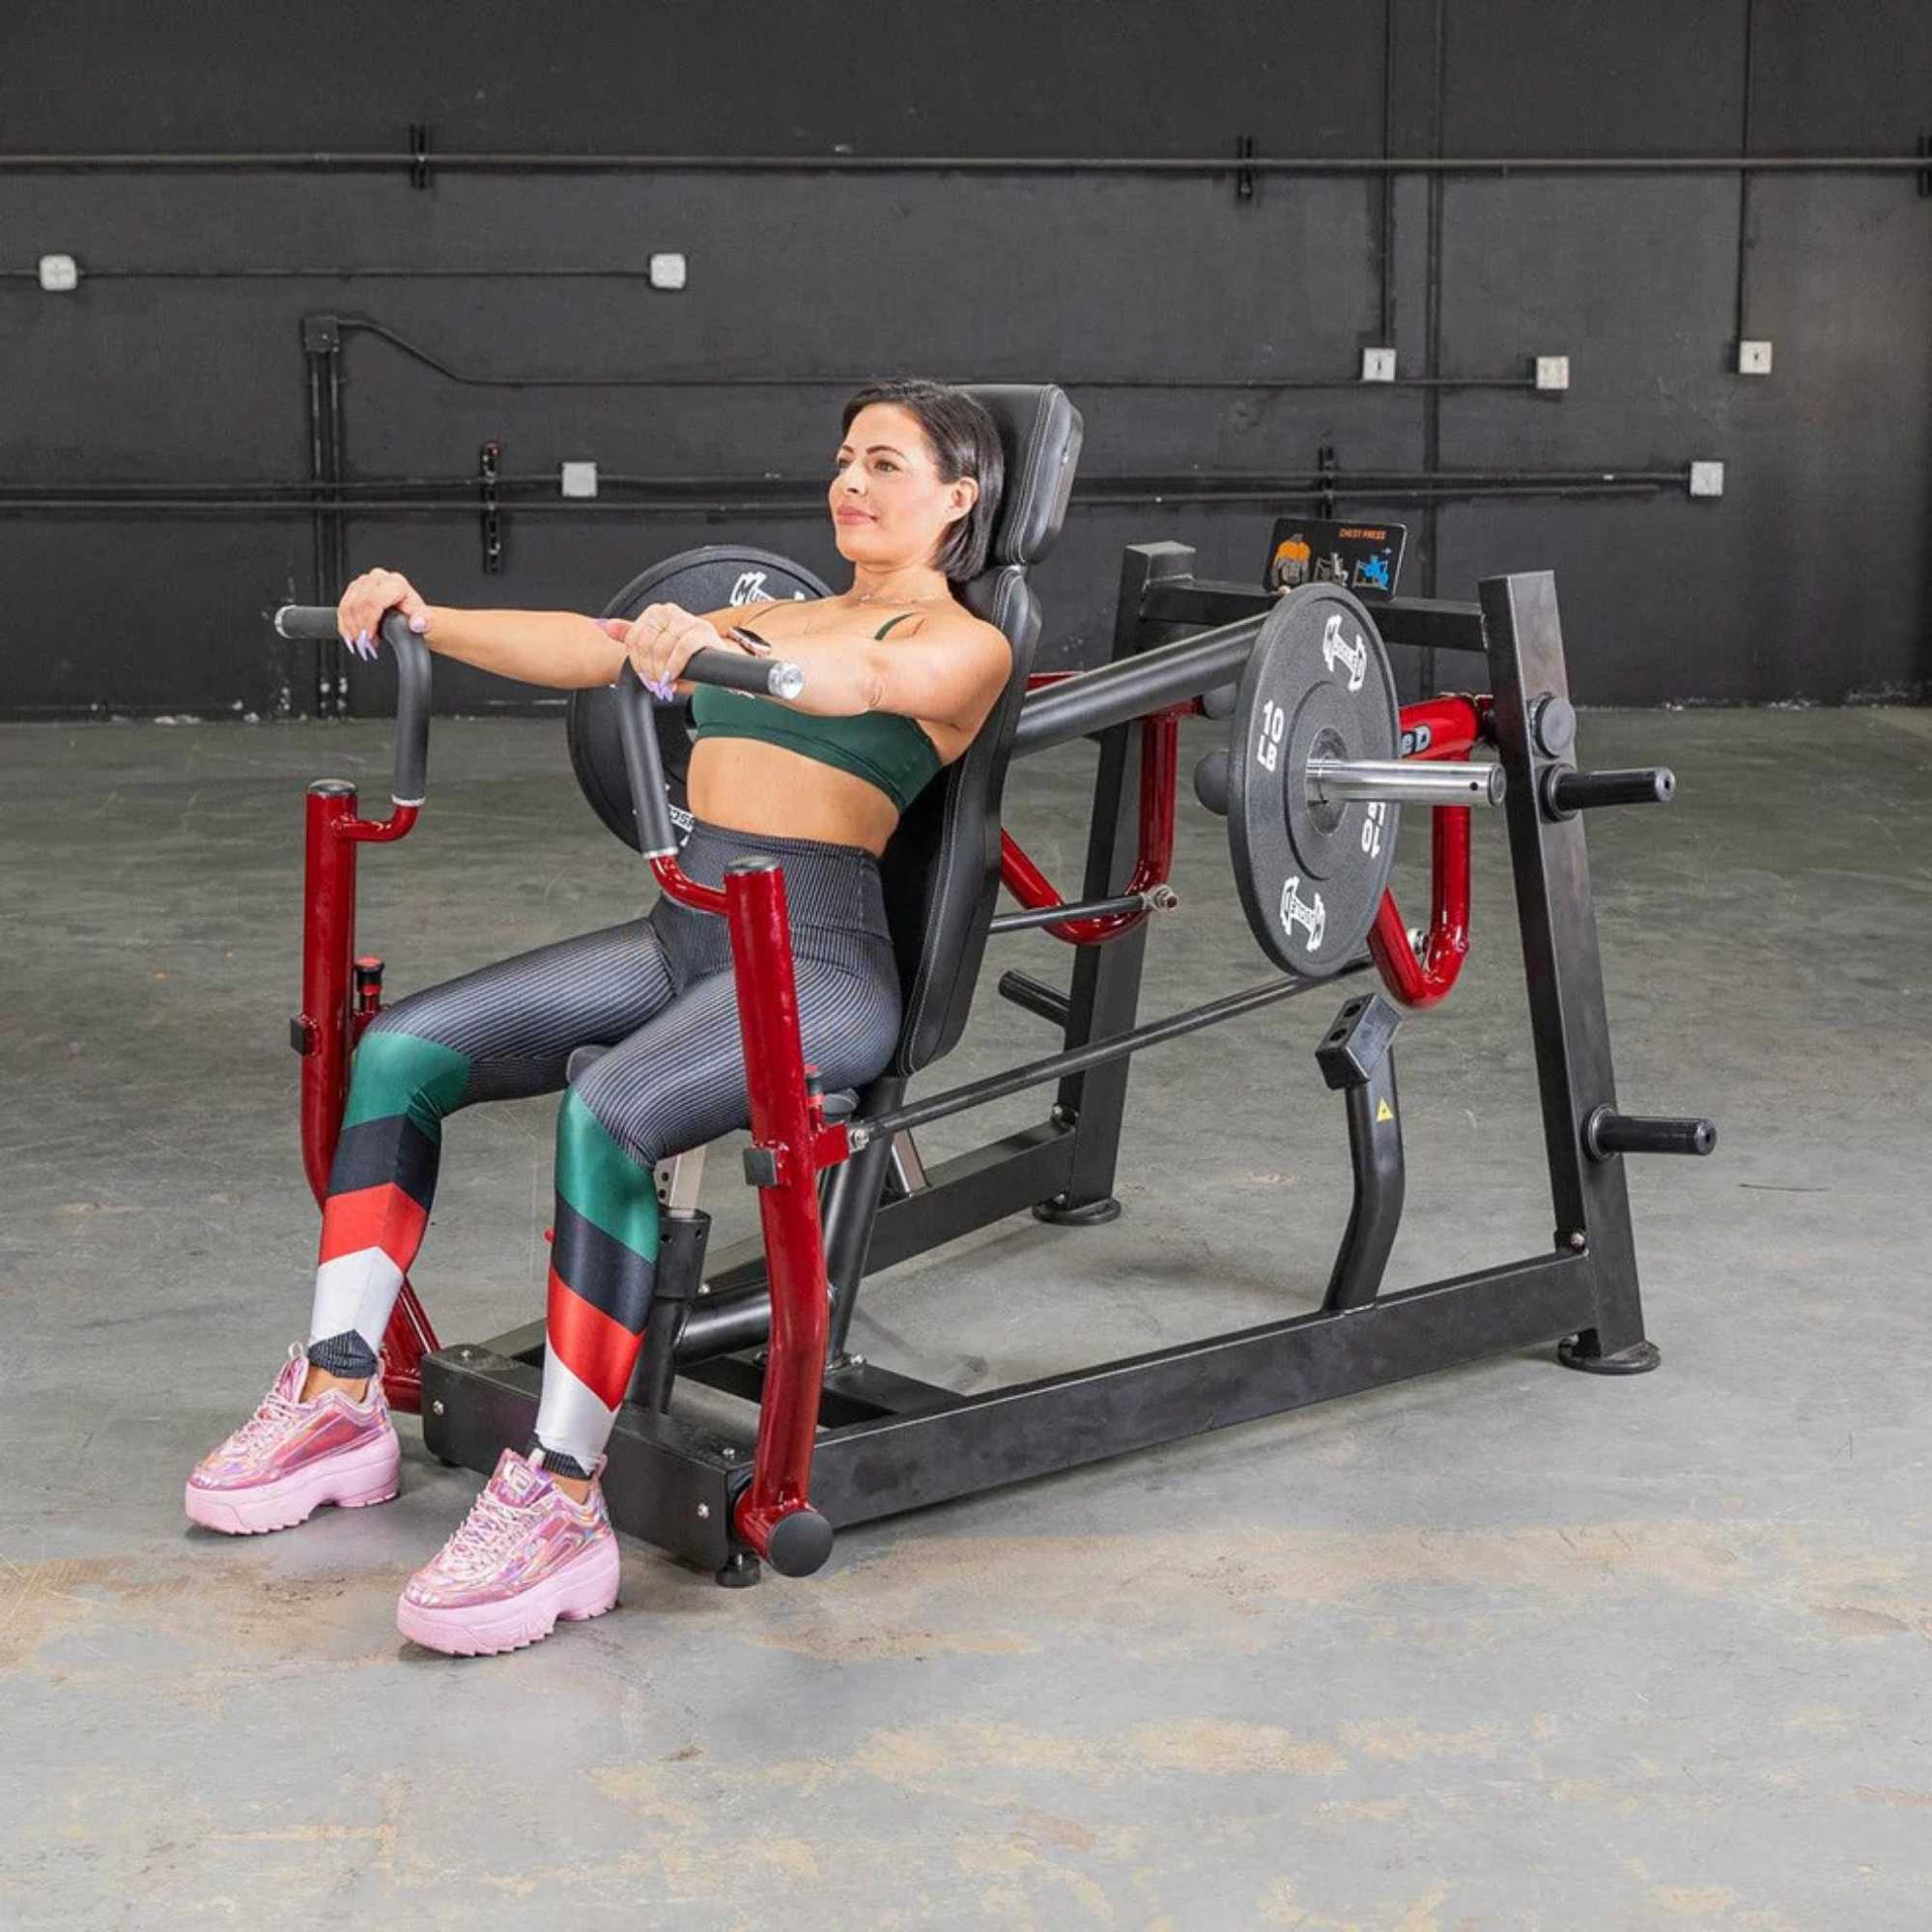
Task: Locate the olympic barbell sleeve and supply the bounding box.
[1305,759,1506,807]
[1542,765,1675,819]
[1195,749,1501,815]
[1582,1106,1717,1160]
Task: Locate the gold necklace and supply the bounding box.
[802,587,937,635]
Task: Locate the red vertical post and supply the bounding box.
[296,780,435,1411]
[722,856,836,1577]
[298,782,359,1208]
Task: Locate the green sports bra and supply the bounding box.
[688,610,945,814]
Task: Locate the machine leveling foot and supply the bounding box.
[714,1549,762,1589]
[1556,1334,1662,1376]
[1032,1194,1122,1226]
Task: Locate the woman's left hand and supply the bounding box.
[613,602,718,700]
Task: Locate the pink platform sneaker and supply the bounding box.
[396,1447,621,1657]
[185,1344,402,1535]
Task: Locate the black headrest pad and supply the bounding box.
[961,384,1083,569]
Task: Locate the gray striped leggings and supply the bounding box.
[305,820,903,1474]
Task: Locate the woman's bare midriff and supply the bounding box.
[687,739,902,855]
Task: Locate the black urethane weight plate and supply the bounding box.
[566,546,831,851]
[1226,584,1399,977]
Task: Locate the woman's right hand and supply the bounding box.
[336,568,433,662]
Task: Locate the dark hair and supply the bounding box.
[839,379,1004,583]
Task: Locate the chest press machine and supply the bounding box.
[275,383,1714,1588]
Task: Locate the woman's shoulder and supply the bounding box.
[945,601,1014,661]
[899,595,1005,641]
[707,597,787,629]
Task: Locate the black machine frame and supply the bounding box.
[423,542,1681,1579]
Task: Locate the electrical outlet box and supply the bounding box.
[649,252,687,291]
[1360,346,1397,384]
[1737,338,1774,376]
[1689,460,1725,499]
[560,461,599,499]
[39,254,79,293]
[1534,355,1570,391]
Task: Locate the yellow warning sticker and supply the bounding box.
[1376,1098,1395,1123]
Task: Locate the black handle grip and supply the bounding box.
[613,647,810,859]
[615,666,680,857]
[270,604,431,806]
[683,645,807,700]
[1583,1106,1717,1160]
[1544,765,1675,819]
[272,604,341,641]
[383,612,432,805]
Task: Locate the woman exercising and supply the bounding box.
[185,378,1010,1655]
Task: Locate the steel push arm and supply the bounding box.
[614,652,850,1575]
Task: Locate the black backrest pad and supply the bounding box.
[882,384,1083,1076]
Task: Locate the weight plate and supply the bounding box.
[1225,583,1399,977]
[566,546,831,851]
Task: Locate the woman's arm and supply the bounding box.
[880,619,1011,726]
[649,602,1011,731]
[421,606,630,691]
[333,570,630,690]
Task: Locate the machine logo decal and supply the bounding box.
[1321,612,1368,693]
[1279,874,1327,952]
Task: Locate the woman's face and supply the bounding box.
[830,403,978,574]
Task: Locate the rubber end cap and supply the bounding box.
[766,1508,835,1577]
[1193,749,1231,816]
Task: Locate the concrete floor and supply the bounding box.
[2,704,1929,1929]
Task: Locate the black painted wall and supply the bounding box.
[2,0,1926,718]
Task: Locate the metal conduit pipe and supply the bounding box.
[0,152,1924,176]
[0,467,1691,499]
[0,467,1690,497]
[0,476,1687,519]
